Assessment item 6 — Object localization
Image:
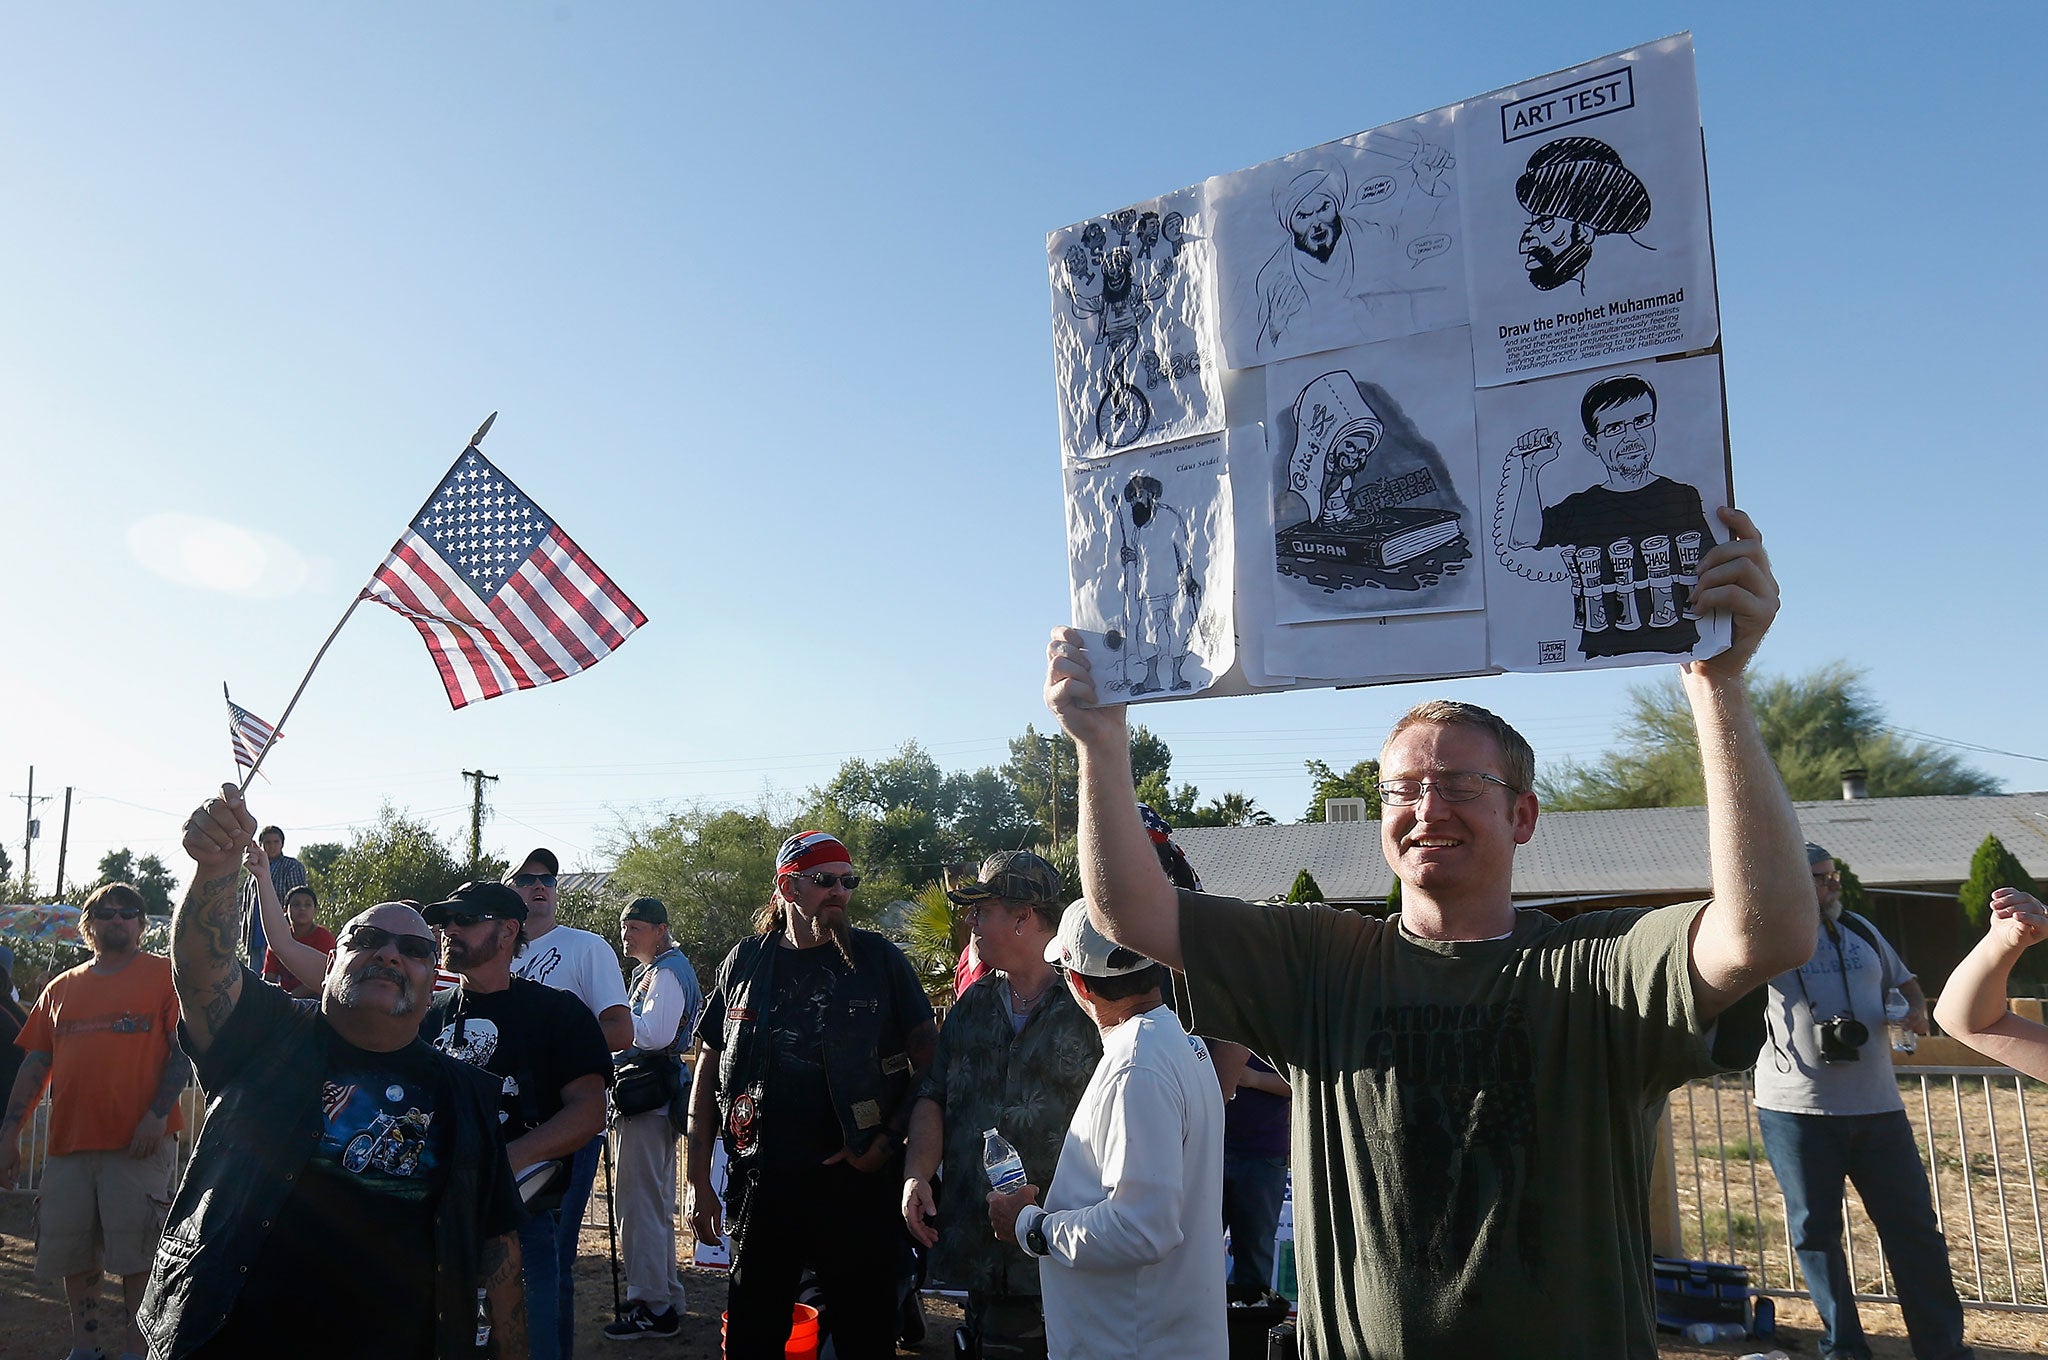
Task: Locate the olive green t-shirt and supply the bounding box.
[1177,892,1722,1360]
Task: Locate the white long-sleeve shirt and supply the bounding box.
[1020,1008,1226,1360]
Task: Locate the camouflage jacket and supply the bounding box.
[919,974,1102,1294]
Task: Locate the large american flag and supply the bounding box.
[225,692,279,775]
[363,444,647,709]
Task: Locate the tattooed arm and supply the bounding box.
[175,784,259,1056]
[0,1051,52,1187]
[128,1045,194,1157]
[482,1230,528,1359]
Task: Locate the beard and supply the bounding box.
[1605,439,1654,478]
[442,932,505,971]
[1293,214,1343,264]
[329,962,419,1017]
[1522,236,1593,291]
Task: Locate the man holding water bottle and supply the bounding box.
[985,902,1225,1360]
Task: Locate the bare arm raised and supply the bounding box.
[1934,889,2048,1080]
[175,784,260,1055]
[1679,509,1815,1021]
[1044,628,1183,970]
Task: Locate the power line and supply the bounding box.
[1881,725,2048,766]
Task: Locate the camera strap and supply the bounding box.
[1794,919,1859,1025]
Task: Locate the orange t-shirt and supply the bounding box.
[15,954,186,1155]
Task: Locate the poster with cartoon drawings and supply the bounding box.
[1048,185,1224,462]
[1458,34,1719,386]
[1066,431,1234,700]
[1264,327,1484,625]
[1480,351,1730,672]
[1207,110,1466,370]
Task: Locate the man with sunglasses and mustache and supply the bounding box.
[139,787,526,1360]
[0,882,190,1360]
[421,880,613,1360]
[686,831,938,1360]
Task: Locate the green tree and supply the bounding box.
[1303,759,1381,822]
[1835,857,1872,920]
[896,882,963,1001]
[1174,792,1275,828]
[943,766,1037,860]
[87,849,181,915]
[1384,876,1401,915]
[1959,834,2038,934]
[1005,723,1173,843]
[1539,664,2000,809]
[1287,869,1325,903]
[318,805,471,918]
[604,803,796,992]
[299,841,345,881]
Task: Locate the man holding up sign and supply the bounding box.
[1042,509,1810,1358]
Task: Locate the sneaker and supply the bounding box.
[603,1301,681,1342]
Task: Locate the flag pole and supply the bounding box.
[236,594,364,793]
[236,411,501,793]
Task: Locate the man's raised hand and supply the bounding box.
[1045,627,1127,749]
[184,784,257,876]
[1683,507,1778,680]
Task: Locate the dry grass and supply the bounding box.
[1670,1068,2048,1333]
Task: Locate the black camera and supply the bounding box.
[1815,1013,1870,1063]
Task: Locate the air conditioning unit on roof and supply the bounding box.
[1324,798,1368,823]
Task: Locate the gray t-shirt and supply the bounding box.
[1177,891,1725,1360]
[1754,912,1912,1117]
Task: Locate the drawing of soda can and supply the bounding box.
[1676,531,1703,619]
[1559,545,1587,630]
[1641,535,1679,627]
[1608,539,1642,631]
[1575,546,1608,633]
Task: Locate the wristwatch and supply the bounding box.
[1020,1206,1050,1258]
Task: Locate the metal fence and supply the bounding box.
[12,1085,207,1192]
[1670,1067,2048,1314]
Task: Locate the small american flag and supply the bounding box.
[226,691,279,775]
[363,443,647,709]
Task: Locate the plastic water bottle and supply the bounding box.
[1683,1321,1746,1343]
[983,1128,1025,1191]
[1736,1352,1790,1360]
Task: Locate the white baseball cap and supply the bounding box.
[1045,900,1158,978]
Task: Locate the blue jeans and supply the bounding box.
[550,1136,602,1358]
[518,1206,564,1360]
[1222,1154,1288,1297]
[1756,1108,1973,1360]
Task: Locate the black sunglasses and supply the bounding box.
[804,872,861,891]
[511,873,558,888]
[340,925,438,961]
[437,911,506,930]
[88,906,145,922]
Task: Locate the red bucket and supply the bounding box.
[720,1302,821,1360]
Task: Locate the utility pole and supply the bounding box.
[54,787,74,897]
[461,770,499,878]
[11,767,53,899]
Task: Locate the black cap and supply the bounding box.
[622,897,668,925]
[421,881,529,926]
[516,847,560,876]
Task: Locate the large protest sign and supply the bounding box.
[1047,33,1731,701]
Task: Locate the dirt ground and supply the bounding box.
[0,1193,2042,1358]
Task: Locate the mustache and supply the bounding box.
[332,961,418,1016]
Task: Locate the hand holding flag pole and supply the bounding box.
[234,411,645,792]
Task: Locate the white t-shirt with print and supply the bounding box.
[513,924,630,1023]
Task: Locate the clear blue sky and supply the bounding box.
[5,3,2045,888]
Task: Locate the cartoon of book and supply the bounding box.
[1280,507,1464,570]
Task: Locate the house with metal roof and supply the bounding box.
[1171,791,2048,990]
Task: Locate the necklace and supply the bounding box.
[1008,977,1050,1010]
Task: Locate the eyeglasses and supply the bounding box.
[803,872,861,891]
[339,925,438,960]
[88,906,144,922]
[1812,872,1841,886]
[437,912,503,930]
[511,873,558,888]
[1595,412,1656,440]
[1375,772,1521,806]
[963,899,1026,923]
